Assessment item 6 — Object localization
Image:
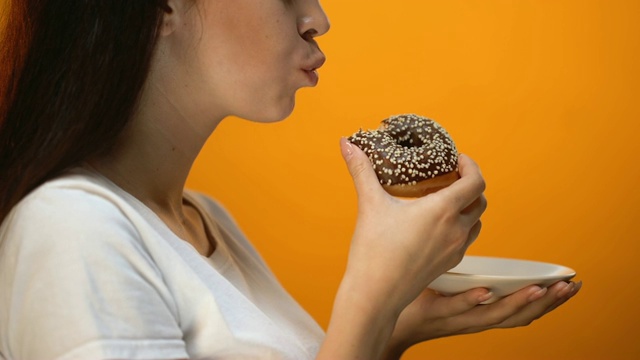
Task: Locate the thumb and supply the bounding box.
[340,137,383,201]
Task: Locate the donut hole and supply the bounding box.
[349,114,459,195]
[397,138,417,148]
[395,132,425,148]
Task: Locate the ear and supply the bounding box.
[159,0,182,37]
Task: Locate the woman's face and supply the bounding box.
[160,0,330,123]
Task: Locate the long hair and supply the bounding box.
[0,1,168,222]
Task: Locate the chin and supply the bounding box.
[245,98,296,123]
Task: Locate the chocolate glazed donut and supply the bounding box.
[348,114,460,197]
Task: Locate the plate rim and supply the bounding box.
[443,255,577,280]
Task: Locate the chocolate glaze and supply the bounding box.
[348,114,458,186]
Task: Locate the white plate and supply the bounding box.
[428,256,576,304]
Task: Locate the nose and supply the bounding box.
[298,1,331,39]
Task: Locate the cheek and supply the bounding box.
[189,11,300,118]
[216,40,298,97]
[197,5,299,84]
[200,36,290,84]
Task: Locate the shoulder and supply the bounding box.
[15,176,126,218]
[0,173,186,359]
[2,171,139,248]
[0,170,161,277]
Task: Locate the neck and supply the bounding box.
[87,80,224,219]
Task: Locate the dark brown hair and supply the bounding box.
[0,1,169,222]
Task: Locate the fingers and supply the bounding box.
[340,143,487,219]
[449,285,540,334]
[434,154,486,212]
[456,281,582,334]
[545,280,582,313]
[340,137,384,203]
[458,153,483,180]
[431,288,493,317]
[465,220,482,249]
[495,280,583,329]
[405,282,580,340]
[461,193,487,216]
[461,194,487,228]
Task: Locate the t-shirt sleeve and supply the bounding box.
[0,186,188,360]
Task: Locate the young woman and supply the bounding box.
[0,1,581,359]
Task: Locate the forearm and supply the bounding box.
[316,275,402,360]
[380,335,410,360]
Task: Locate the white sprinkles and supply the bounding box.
[348,114,458,186]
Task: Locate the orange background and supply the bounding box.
[3,0,637,359]
[187,1,640,359]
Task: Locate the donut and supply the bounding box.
[348,114,460,197]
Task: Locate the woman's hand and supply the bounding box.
[382,281,583,360]
[317,139,487,359]
[340,138,487,312]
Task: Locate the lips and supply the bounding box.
[305,54,326,73]
[302,52,326,86]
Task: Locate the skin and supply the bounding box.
[88,0,328,255]
[88,0,581,358]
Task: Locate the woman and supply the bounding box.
[0,0,580,359]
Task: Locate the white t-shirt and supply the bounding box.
[0,168,325,359]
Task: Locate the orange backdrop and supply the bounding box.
[187,1,640,359]
[3,0,636,359]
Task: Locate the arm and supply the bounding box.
[316,139,487,359]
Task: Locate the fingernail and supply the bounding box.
[340,137,354,159]
[569,281,583,295]
[557,282,574,298]
[527,286,548,302]
[478,291,493,303]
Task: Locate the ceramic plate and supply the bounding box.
[428,256,576,304]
